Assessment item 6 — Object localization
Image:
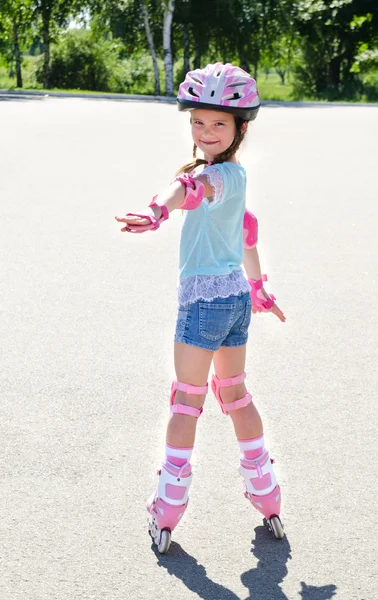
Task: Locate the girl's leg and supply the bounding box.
[166,342,214,447]
[212,345,282,535]
[148,342,213,551]
[213,345,263,440]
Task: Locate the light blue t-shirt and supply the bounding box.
[179,162,246,279]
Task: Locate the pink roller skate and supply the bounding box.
[147,380,206,553]
[147,460,192,553]
[211,371,284,539]
[240,452,284,539]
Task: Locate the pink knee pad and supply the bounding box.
[170,381,208,418]
[211,372,252,415]
[175,174,205,210]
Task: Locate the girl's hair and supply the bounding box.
[176,116,247,176]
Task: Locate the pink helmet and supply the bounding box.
[177,62,260,121]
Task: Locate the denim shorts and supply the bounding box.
[174,292,252,351]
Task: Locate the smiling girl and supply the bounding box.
[115,63,285,553]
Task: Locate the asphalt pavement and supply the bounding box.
[0,94,377,600]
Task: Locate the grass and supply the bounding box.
[0,55,294,100]
[257,71,294,101]
[1,56,376,103]
[0,55,41,89]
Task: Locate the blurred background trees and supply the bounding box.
[0,0,377,100]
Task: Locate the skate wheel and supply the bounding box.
[158,529,171,554]
[268,516,284,540]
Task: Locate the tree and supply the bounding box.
[0,0,34,87]
[161,0,174,95]
[140,0,160,94]
[33,0,84,88]
[208,0,285,78]
[294,0,378,97]
[89,0,163,94]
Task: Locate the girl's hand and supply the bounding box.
[115,214,151,232]
[252,285,286,322]
[115,205,163,232]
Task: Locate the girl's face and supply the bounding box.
[191,109,238,161]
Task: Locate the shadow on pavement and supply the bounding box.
[153,526,338,600]
[154,541,241,599]
[241,526,337,600]
[241,525,292,599]
[299,581,338,599]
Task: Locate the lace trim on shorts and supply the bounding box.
[202,166,224,204]
[178,270,250,307]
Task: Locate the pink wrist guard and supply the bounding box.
[175,174,205,210]
[243,209,258,249]
[248,275,276,312]
[125,196,169,233]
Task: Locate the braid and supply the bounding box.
[176,143,208,175]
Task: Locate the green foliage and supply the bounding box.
[35,28,155,93]
[360,68,378,100]
[0,0,34,59]
[0,53,39,88]
[292,0,378,99]
[0,0,377,100]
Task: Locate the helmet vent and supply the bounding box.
[188,87,200,98]
[211,90,215,97]
[223,92,242,100]
[192,76,203,85]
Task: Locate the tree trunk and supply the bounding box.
[12,19,22,88]
[162,0,175,96]
[183,25,190,74]
[42,7,50,88]
[330,57,341,88]
[141,0,160,96]
[193,36,201,70]
[276,69,286,85]
[239,43,249,73]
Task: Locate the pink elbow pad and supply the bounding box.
[175,174,205,210]
[243,209,258,249]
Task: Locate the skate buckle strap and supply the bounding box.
[239,452,277,496]
[170,381,208,419]
[158,462,193,506]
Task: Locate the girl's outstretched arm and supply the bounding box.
[115,176,214,232]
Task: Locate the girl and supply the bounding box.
[116,63,286,554]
